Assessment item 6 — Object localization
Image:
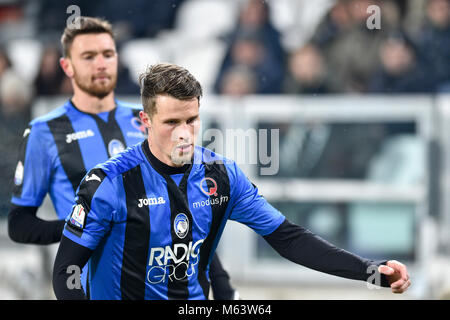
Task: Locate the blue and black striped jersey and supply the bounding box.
[63,140,285,300]
[11,99,146,219]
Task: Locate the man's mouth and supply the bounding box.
[176,144,192,153]
[93,74,110,81]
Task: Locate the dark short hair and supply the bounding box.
[61,16,114,57]
[139,63,203,117]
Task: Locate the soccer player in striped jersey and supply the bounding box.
[9,17,236,300]
[53,63,411,300]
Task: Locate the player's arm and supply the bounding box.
[209,253,237,300]
[264,219,411,292]
[8,123,63,244]
[263,218,391,286]
[53,168,116,300]
[53,235,92,299]
[8,205,65,244]
[229,162,410,292]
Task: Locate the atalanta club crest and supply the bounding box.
[174,213,189,239]
[108,139,125,157]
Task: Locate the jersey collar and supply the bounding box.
[141,139,192,175]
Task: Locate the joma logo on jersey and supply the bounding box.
[147,239,204,284]
[138,197,166,208]
[66,129,94,143]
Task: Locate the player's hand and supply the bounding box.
[378,260,411,294]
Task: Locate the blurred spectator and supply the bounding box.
[381,0,404,30]
[232,0,284,61]
[215,28,284,94]
[0,70,33,217]
[368,31,433,93]
[34,46,66,96]
[219,64,258,97]
[311,0,353,48]
[0,1,23,23]
[214,0,285,95]
[284,43,331,94]
[312,0,401,93]
[416,0,450,92]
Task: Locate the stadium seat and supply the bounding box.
[173,39,227,93]
[119,39,170,85]
[175,0,239,41]
[347,135,425,258]
[6,38,43,82]
[366,134,425,185]
[269,0,335,51]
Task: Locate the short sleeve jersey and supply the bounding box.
[63,140,285,300]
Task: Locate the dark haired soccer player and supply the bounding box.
[9,16,236,300]
[53,63,411,300]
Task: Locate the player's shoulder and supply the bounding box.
[194,145,240,177]
[29,102,70,128]
[95,141,146,181]
[25,102,71,139]
[194,146,251,184]
[195,146,231,165]
[78,143,146,199]
[115,99,143,112]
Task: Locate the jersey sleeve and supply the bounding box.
[228,162,285,236]
[11,123,52,207]
[63,168,117,250]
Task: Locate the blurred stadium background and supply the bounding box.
[0,0,450,299]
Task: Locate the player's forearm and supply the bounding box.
[8,205,65,244]
[53,235,92,300]
[210,253,236,300]
[264,218,390,287]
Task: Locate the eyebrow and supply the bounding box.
[188,114,199,121]
[80,49,116,56]
[163,114,199,124]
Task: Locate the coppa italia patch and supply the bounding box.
[69,204,86,229]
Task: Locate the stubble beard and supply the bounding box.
[73,70,117,99]
[170,145,194,166]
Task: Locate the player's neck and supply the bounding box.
[71,90,116,114]
[145,139,190,175]
[148,140,178,168]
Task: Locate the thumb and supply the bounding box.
[378,265,395,276]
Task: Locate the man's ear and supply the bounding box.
[60,57,74,78]
[139,110,152,130]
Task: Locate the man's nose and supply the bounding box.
[95,55,107,70]
[173,123,191,142]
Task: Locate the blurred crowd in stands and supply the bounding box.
[0,0,449,215]
[215,0,450,95]
[0,0,448,100]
